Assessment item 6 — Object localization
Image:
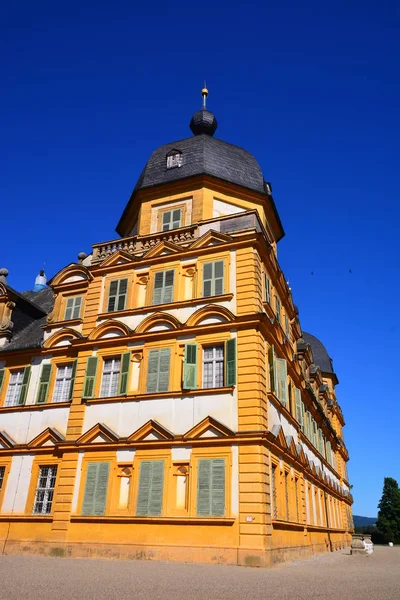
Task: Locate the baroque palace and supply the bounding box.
[0,89,353,566]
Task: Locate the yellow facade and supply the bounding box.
[0,106,353,565]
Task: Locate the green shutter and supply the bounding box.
[72,297,82,319]
[203,261,224,297]
[18,366,31,405]
[146,349,171,393]
[153,270,174,305]
[153,272,164,305]
[136,460,165,516]
[117,279,128,311]
[118,352,131,395]
[0,369,5,395]
[36,363,53,404]
[82,462,110,515]
[65,297,74,320]
[268,345,276,393]
[264,273,270,303]
[146,350,159,393]
[83,356,98,398]
[107,279,127,312]
[197,458,225,517]
[285,315,290,338]
[107,280,119,312]
[68,359,78,401]
[295,387,304,431]
[158,348,171,392]
[275,295,281,323]
[183,344,197,389]
[225,338,236,386]
[276,358,288,406]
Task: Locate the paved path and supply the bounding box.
[0,546,399,600]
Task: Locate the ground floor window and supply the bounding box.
[33,466,57,514]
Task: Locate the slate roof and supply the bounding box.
[133,133,267,195]
[302,332,335,375]
[1,287,54,352]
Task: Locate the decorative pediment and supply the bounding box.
[76,423,119,445]
[43,328,83,348]
[99,250,134,267]
[285,435,298,457]
[186,305,235,328]
[49,264,93,287]
[144,240,182,259]
[88,319,132,340]
[127,420,174,442]
[136,312,182,334]
[183,416,235,440]
[28,427,65,448]
[270,425,288,450]
[190,230,233,249]
[0,431,16,449]
[296,444,308,466]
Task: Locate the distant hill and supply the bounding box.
[353,515,377,527]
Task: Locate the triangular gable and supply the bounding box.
[28,427,65,448]
[0,431,16,449]
[296,444,308,466]
[76,423,119,445]
[144,240,182,259]
[100,250,134,268]
[183,416,235,440]
[270,425,288,450]
[128,420,174,442]
[190,230,233,250]
[285,435,297,458]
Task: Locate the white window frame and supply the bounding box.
[4,370,24,407]
[161,208,182,231]
[202,345,224,389]
[33,465,57,514]
[100,357,121,398]
[52,364,73,403]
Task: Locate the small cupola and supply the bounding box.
[33,269,47,292]
[189,85,218,136]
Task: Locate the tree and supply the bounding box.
[376,477,400,543]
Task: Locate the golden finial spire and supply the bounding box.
[201,82,209,109]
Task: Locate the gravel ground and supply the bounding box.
[0,546,399,600]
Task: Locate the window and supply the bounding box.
[33,466,57,514]
[146,348,171,393]
[0,466,5,491]
[203,345,224,388]
[275,295,281,323]
[271,465,278,519]
[4,367,30,407]
[284,314,290,339]
[162,209,182,231]
[276,357,289,407]
[82,462,110,515]
[52,364,73,403]
[294,387,305,433]
[64,296,82,320]
[196,458,225,517]
[285,471,290,521]
[136,460,165,516]
[107,278,128,312]
[152,270,174,305]
[166,151,182,169]
[203,260,224,297]
[263,273,271,303]
[100,358,121,398]
[295,477,300,522]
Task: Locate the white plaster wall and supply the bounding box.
[0,407,69,444]
[213,198,246,218]
[2,455,34,513]
[268,403,298,443]
[82,392,236,439]
[116,449,136,462]
[171,447,192,461]
[71,451,84,513]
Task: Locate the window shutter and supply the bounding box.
[197,458,225,517]
[318,429,325,457]
[163,270,174,303]
[225,338,236,386]
[214,261,224,296]
[197,459,212,516]
[284,315,290,338]
[264,273,270,303]
[117,279,128,311]
[211,459,225,516]
[82,462,110,515]
[275,295,281,322]
[0,369,5,394]
[18,366,31,405]
[107,280,119,312]
[68,360,77,401]
[83,356,98,398]
[157,348,171,392]
[276,358,288,406]
[72,297,82,319]
[183,344,197,390]
[268,345,276,393]
[136,460,164,516]
[118,352,131,395]
[203,262,213,297]
[294,387,304,430]
[65,297,74,320]
[153,272,164,305]
[146,350,159,393]
[36,363,53,404]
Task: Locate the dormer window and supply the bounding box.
[166,149,182,169]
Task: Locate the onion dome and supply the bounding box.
[189,85,218,136]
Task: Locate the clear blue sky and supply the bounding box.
[2,1,399,517]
